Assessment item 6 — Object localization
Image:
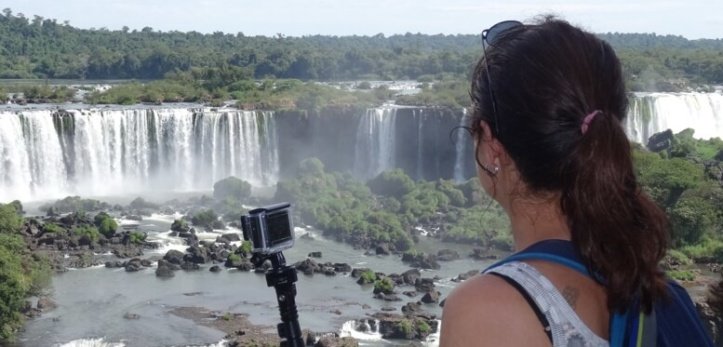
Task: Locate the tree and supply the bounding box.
[213,176,252,202]
[0,204,22,233]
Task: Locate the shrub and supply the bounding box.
[42,223,63,234]
[374,277,395,294]
[191,209,219,229]
[359,269,376,284]
[213,176,252,202]
[171,219,189,232]
[129,231,147,245]
[667,270,696,281]
[73,226,100,242]
[94,212,118,238]
[0,203,23,233]
[368,169,415,199]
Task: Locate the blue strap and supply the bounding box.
[485,252,591,277]
[610,312,629,347]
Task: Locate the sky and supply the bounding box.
[2,0,722,39]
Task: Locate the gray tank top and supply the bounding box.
[485,261,609,347]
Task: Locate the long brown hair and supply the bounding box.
[470,17,669,312]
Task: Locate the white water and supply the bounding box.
[56,338,126,347]
[0,108,279,202]
[625,92,723,143]
[353,107,398,179]
[453,108,469,182]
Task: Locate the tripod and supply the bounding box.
[251,252,304,347]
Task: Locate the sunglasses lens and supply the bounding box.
[486,20,522,45]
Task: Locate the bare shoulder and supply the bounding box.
[440,273,550,347]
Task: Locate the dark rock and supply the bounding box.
[402,252,440,270]
[184,245,208,264]
[181,261,200,271]
[308,251,322,258]
[453,270,480,282]
[401,269,421,285]
[163,249,185,265]
[123,312,141,320]
[374,293,401,301]
[420,290,441,304]
[323,266,337,276]
[111,246,143,259]
[437,249,460,261]
[402,291,418,297]
[236,259,253,271]
[125,258,143,272]
[294,258,320,276]
[315,335,359,347]
[402,302,422,315]
[351,268,371,278]
[375,243,391,255]
[37,297,57,312]
[210,265,222,273]
[470,248,498,261]
[333,263,352,273]
[415,278,436,293]
[156,260,176,278]
[647,129,674,152]
[105,261,124,268]
[140,259,152,267]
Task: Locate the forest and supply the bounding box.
[1,9,722,87]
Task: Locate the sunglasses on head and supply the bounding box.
[480,20,523,136]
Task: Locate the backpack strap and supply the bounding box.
[483,239,655,347]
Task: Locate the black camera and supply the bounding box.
[240,202,294,255]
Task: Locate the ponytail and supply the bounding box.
[561,111,669,312]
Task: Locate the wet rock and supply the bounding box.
[181,261,200,271]
[420,290,441,304]
[401,252,440,270]
[402,302,422,315]
[375,243,391,256]
[437,249,460,261]
[210,265,222,273]
[401,269,421,285]
[470,248,498,261]
[156,259,177,278]
[37,297,57,312]
[163,249,185,265]
[236,259,253,271]
[351,268,371,278]
[308,251,322,258]
[184,245,208,264]
[123,312,141,320]
[125,258,143,272]
[105,261,124,268]
[374,293,401,301]
[402,291,418,297]
[314,335,359,347]
[140,259,153,267]
[453,270,480,282]
[415,278,436,293]
[333,263,351,273]
[294,258,320,276]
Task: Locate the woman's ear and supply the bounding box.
[478,120,508,168]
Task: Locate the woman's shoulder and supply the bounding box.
[440,273,551,347]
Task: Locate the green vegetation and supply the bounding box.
[633,129,723,262]
[39,196,109,214]
[417,319,432,334]
[359,269,377,284]
[213,176,252,202]
[0,203,51,341]
[667,270,696,282]
[93,212,118,238]
[73,225,101,242]
[239,241,253,256]
[374,277,395,294]
[170,219,189,232]
[191,209,220,229]
[276,158,511,252]
[128,231,147,245]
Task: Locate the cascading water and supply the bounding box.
[453,108,469,182]
[0,108,279,202]
[625,92,723,143]
[353,107,397,180]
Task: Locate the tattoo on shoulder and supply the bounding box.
[562,286,579,309]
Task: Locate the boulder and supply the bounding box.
[437,249,460,261]
[351,268,371,278]
[181,261,200,271]
[646,129,674,152]
[236,259,253,271]
[402,252,440,270]
[402,302,422,315]
[184,245,208,264]
[401,269,421,285]
[125,258,143,272]
[453,270,480,282]
[140,259,153,267]
[105,261,124,268]
[294,258,320,276]
[420,290,441,304]
[308,251,323,258]
[375,243,391,256]
[333,263,352,273]
[156,259,177,278]
[210,265,222,273]
[163,249,185,265]
[314,335,359,347]
[123,312,141,320]
[415,278,436,293]
[37,297,57,312]
[374,293,402,301]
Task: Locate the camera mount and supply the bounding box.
[251,251,304,347]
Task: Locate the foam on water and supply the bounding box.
[56,337,125,347]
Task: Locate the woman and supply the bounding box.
[440,17,711,346]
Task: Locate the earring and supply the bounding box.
[481,163,499,177]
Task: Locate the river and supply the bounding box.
[16,211,499,347]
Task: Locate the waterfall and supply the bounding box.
[453,108,469,182]
[0,108,279,202]
[353,107,397,180]
[625,92,723,143]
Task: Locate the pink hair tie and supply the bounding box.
[581,110,602,134]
